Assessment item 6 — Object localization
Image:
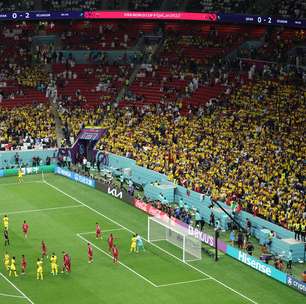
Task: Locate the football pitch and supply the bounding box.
[0,173,304,304]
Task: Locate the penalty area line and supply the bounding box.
[77,233,158,288]
[0,292,25,299]
[78,228,125,235]
[44,180,258,304]
[0,272,34,304]
[0,205,84,216]
[0,181,43,187]
[156,278,212,288]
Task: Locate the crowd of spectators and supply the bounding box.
[186,0,306,19]
[59,68,305,231]
[238,28,305,65]
[186,0,259,14]
[0,103,57,150]
[270,0,306,19]
[41,0,100,11]
[128,0,161,11]
[0,1,34,12]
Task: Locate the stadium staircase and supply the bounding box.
[48,97,65,147]
[52,63,130,107]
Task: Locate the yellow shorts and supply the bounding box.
[130,244,136,251]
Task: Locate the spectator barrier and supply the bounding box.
[0,149,57,169]
[3,165,55,176]
[55,166,96,188]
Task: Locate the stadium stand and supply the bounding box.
[0,103,57,150]
[59,72,305,230]
[41,0,100,11]
[0,1,34,11]
[55,21,156,50]
[186,0,260,14]
[128,0,162,11]
[123,24,266,107]
[0,18,305,233]
[270,0,306,19]
[238,27,305,64]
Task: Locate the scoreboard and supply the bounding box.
[0,10,304,28]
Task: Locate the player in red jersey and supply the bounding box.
[87,243,93,263]
[21,255,27,274]
[112,245,119,264]
[96,222,102,239]
[108,233,114,252]
[41,240,47,258]
[22,220,29,239]
[66,253,71,272]
[62,251,71,273]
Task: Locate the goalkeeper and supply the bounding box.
[136,234,145,253]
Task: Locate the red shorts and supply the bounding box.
[65,263,71,272]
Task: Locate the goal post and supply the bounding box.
[147,216,202,262]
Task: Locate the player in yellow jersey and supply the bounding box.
[50,253,58,276]
[17,169,24,184]
[37,258,43,280]
[4,252,10,271]
[3,214,9,230]
[130,234,137,253]
[9,256,18,277]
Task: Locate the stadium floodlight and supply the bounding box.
[147,216,202,263]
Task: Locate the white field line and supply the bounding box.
[77,233,158,288]
[79,228,125,235]
[156,278,212,288]
[0,205,84,216]
[0,181,43,186]
[44,180,258,304]
[0,292,25,299]
[0,272,34,304]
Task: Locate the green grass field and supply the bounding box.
[0,173,304,304]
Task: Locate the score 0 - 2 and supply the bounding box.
[257,16,272,24]
[12,12,30,19]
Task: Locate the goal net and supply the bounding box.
[148,216,202,262]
